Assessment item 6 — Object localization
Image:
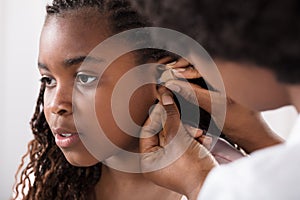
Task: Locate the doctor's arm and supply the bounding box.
[160,58,283,154]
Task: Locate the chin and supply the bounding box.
[62,150,101,167]
[66,156,100,167]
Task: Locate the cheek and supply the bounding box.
[129,84,157,125]
[94,84,156,151]
[43,89,53,124]
[95,86,133,150]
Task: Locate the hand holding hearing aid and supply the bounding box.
[156,59,247,163]
[158,58,283,154]
[139,87,217,200]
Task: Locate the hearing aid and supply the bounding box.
[157,68,177,84]
[156,63,246,165]
[155,60,178,84]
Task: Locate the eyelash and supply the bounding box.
[40,74,98,88]
[76,74,98,86]
[40,76,56,87]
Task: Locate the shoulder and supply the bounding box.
[198,142,300,200]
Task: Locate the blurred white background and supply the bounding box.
[0,1,47,199]
[0,1,298,199]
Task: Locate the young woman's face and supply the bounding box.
[38,12,157,166]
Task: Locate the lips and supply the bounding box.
[53,128,80,148]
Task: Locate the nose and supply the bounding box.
[49,85,73,116]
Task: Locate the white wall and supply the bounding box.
[0,1,46,199]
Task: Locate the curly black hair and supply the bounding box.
[12,0,166,199]
[130,0,300,84]
[12,0,246,199]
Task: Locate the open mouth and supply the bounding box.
[59,133,73,137]
[53,128,80,148]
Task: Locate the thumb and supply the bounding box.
[139,103,164,153]
[157,87,181,144]
[139,88,181,153]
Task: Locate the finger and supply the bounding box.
[197,135,213,150]
[168,58,190,68]
[167,58,202,79]
[140,104,165,153]
[157,86,175,106]
[183,124,204,138]
[156,86,172,103]
[172,66,202,79]
[183,124,212,149]
[157,87,181,144]
[165,79,224,114]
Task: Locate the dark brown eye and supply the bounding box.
[40,76,56,87]
[76,74,97,85]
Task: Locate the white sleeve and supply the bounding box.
[197,142,300,200]
[197,164,242,200]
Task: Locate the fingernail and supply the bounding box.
[203,136,213,148]
[162,94,174,105]
[186,125,203,138]
[165,83,181,93]
[166,61,177,68]
[172,68,186,73]
[195,129,204,138]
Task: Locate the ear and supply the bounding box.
[145,56,178,102]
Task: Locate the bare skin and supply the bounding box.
[213,59,290,111]
[158,57,290,111]
[142,84,300,200]
[39,9,183,200]
[139,88,217,200]
[139,59,298,200]
[157,58,284,153]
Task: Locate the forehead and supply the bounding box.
[44,7,111,35]
[39,9,111,60]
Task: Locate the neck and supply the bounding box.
[95,165,182,200]
[286,84,300,113]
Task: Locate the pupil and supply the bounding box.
[81,75,88,83]
[46,78,52,84]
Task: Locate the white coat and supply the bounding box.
[198,115,300,200]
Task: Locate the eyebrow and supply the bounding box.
[38,56,104,70]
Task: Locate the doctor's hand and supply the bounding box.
[140,88,217,200]
[162,58,283,153]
